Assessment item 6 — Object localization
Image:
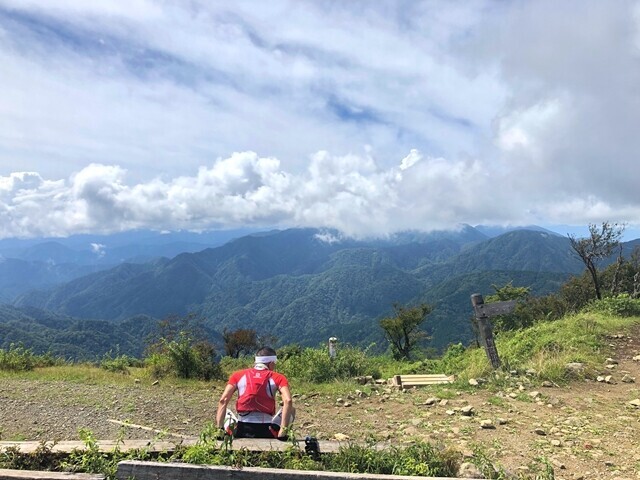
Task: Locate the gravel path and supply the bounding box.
[1,330,639,479]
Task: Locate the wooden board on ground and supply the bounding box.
[391,374,455,389]
[0,438,376,455]
[0,469,103,480]
[116,460,460,480]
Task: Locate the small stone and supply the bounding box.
[605,364,617,369]
[628,398,640,407]
[632,354,640,361]
[439,399,449,406]
[497,418,508,425]
[529,391,540,398]
[457,462,483,478]
[134,378,141,384]
[604,375,614,384]
[460,405,475,416]
[423,397,438,406]
[605,357,618,364]
[621,374,635,383]
[565,362,585,374]
[446,410,456,416]
[343,402,352,407]
[403,426,419,435]
[480,419,495,429]
[334,433,350,441]
[541,381,554,387]
[597,376,605,382]
[468,378,479,386]
[551,458,566,469]
[550,439,562,447]
[534,428,546,436]
[152,380,159,386]
[526,368,537,376]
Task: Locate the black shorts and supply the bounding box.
[235,422,281,439]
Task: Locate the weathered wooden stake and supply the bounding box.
[470,293,514,369]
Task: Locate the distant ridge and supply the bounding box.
[11,227,587,350]
[474,224,561,238]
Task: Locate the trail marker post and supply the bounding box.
[470,294,516,369]
[328,337,338,359]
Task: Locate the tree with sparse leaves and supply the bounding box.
[379,303,432,360]
[568,222,625,300]
[222,328,258,358]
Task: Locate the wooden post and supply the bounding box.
[116,460,459,480]
[470,294,501,369]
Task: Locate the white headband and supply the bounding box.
[255,355,277,364]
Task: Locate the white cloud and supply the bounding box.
[1,1,640,238]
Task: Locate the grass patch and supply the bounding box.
[411,313,639,386]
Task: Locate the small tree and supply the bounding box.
[222,328,258,358]
[568,222,625,300]
[145,314,222,380]
[379,303,432,360]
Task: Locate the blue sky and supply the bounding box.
[1,1,640,239]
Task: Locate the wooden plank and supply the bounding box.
[0,469,103,480]
[116,460,460,480]
[398,375,451,381]
[0,438,368,455]
[0,440,189,455]
[395,374,455,388]
[474,300,516,317]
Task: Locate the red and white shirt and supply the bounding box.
[228,366,289,423]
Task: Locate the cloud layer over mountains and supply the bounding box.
[1,1,640,238]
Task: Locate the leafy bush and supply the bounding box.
[100,351,141,374]
[584,294,640,317]
[278,344,381,383]
[146,333,223,380]
[0,343,36,371]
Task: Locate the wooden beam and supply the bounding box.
[0,438,372,455]
[393,374,454,389]
[0,469,103,480]
[116,460,460,480]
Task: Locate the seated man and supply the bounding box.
[216,347,295,439]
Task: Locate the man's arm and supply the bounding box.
[216,384,237,429]
[278,385,294,437]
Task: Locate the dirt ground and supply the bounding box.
[1,329,639,480]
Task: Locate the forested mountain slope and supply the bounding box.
[10,228,588,349]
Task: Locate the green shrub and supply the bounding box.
[584,294,640,317]
[278,344,381,383]
[146,333,223,381]
[100,351,140,374]
[0,343,36,371]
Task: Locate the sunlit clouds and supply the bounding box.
[1,1,640,238]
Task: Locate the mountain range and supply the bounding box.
[0,224,608,359]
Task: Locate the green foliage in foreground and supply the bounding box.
[0,343,60,372]
[0,426,453,479]
[0,423,556,480]
[416,311,640,384]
